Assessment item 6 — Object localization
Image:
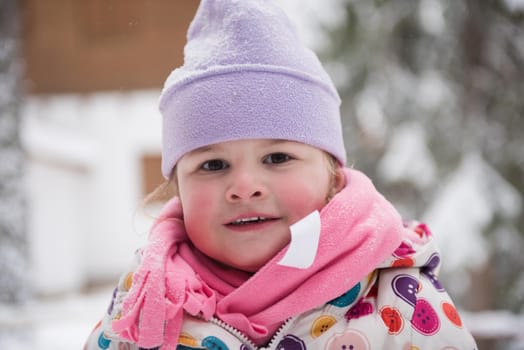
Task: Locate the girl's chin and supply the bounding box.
[204,238,289,273]
[219,255,275,273]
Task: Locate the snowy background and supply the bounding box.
[1,0,524,349]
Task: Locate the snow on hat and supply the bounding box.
[159,0,346,178]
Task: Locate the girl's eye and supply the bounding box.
[201,159,228,171]
[264,153,291,164]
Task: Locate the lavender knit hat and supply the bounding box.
[159,0,346,178]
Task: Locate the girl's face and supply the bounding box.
[176,139,345,273]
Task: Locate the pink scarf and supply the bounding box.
[112,169,404,349]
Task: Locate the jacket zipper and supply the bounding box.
[209,316,296,350]
[260,317,296,350]
[209,317,258,350]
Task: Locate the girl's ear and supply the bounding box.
[333,166,346,194]
[326,165,346,202]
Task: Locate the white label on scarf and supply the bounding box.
[278,210,321,269]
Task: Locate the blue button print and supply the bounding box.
[202,336,229,350]
[328,283,361,307]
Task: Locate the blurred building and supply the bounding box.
[19,0,199,295]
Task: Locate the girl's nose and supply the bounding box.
[225,169,267,202]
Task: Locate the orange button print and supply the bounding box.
[380,306,404,334]
[442,301,463,328]
[178,332,199,347]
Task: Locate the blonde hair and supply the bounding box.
[143,167,178,206]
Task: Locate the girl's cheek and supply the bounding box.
[182,182,218,215]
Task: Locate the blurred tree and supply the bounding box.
[322,0,524,322]
[0,0,29,305]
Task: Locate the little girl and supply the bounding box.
[85,0,478,349]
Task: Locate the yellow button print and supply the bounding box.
[310,315,337,339]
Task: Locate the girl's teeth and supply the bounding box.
[232,217,266,225]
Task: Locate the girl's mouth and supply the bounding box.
[228,216,277,226]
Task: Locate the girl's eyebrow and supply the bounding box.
[267,139,289,145]
[188,140,292,156]
[187,145,216,155]
[257,139,292,148]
